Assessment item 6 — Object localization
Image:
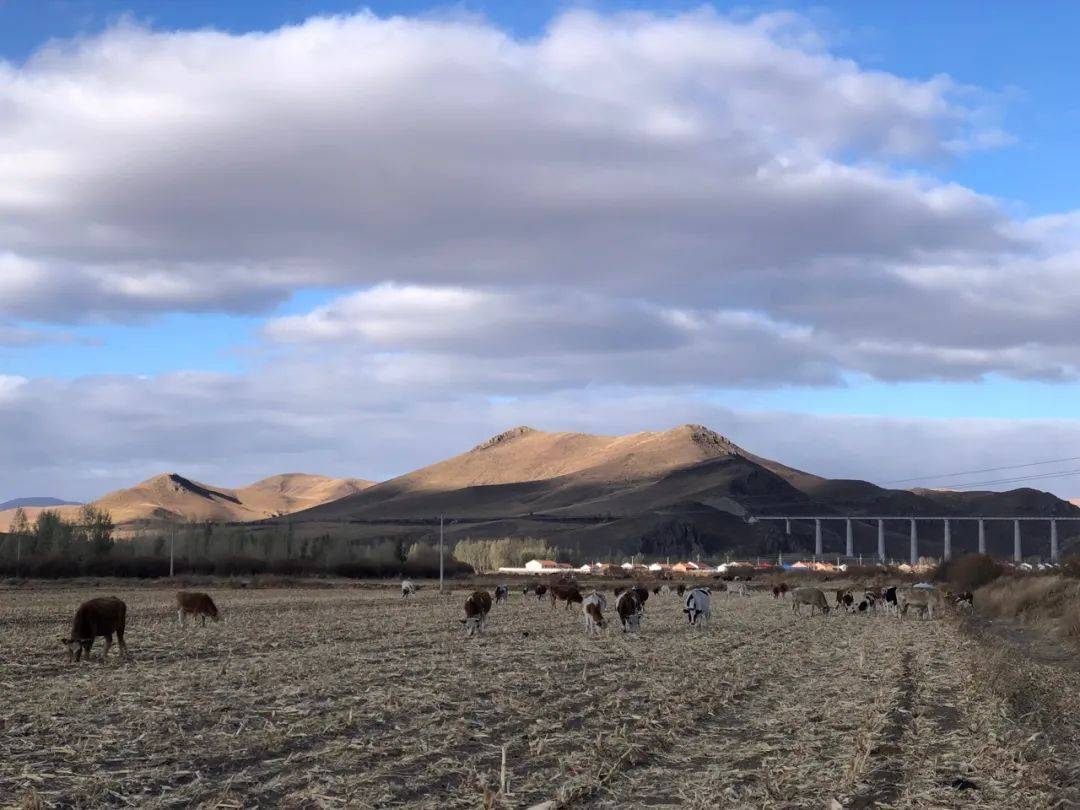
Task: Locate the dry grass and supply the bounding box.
[977,574,1077,623]
[0,581,1075,808]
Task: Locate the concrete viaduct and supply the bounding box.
[752,515,1078,565]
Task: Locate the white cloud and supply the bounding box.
[0,9,1013,323]
[5,8,1080,499]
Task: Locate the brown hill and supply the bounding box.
[0,473,373,531]
[283,424,1080,560]
[285,425,819,556]
[295,424,758,521]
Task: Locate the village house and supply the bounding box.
[672,561,713,574]
[524,559,574,573]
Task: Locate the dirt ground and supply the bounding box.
[1,582,1077,808]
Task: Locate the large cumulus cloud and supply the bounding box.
[0,10,1014,314]
[5,9,1080,500]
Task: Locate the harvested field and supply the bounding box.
[2,582,1078,808]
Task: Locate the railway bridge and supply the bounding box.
[751,515,1078,564]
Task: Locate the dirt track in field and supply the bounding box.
[1,583,1076,808]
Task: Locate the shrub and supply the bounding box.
[975,575,1077,622]
[934,553,1003,591]
[1060,555,1080,579]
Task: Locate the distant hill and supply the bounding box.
[0,497,81,511]
[279,424,1080,560]
[0,473,373,532]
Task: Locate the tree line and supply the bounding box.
[0,509,473,579]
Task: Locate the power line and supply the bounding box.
[884,455,1080,485]
[936,467,1080,490]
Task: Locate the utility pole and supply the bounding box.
[439,515,444,593]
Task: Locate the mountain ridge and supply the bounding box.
[281,424,1080,559]
[0,472,374,532]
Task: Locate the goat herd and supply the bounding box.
[55,579,974,663]
[402,577,976,639]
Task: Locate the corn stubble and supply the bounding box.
[0,584,1076,808]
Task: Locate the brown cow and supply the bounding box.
[461,590,493,636]
[632,584,649,610]
[64,597,128,662]
[176,591,220,627]
[676,584,686,596]
[550,584,583,610]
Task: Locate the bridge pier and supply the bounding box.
[943,518,952,561]
[814,518,822,559]
[909,519,918,566]
[846,518,853,557]
[1051,519,1059,562]
[877,519,885,562]
[785,518,790,535]
[1014,519,1022,562]
[978,519,986,555]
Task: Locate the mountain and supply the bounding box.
[0,497,81,510]
[281,424,1080,559]
[281,424,817,555]
[0,473,373,532]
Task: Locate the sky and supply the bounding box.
[4,1,1080,501]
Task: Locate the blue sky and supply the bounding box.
[3,1,1080,498]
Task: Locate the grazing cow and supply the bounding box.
[632,585,650,609]
[840,592,855,614]
[953,591,974,610]
[898,587,942,620]
[772,585,781,599]
[401,580,417,598]
[615,590,643,633]
[863,589,880,613]
[461,591,493,636]
[582,592,606,636]
[176,591,220,627]
[583,602,605,636]
[791,588,830,617]
[676,584,686,597]
[64,597,128,663]
[550,584,583,610]
[857,600,869,613]
[583,590,608,610]
[652,585,661,595]
[493,585,509,604]
[883,586,899,616]
[534,584,548,601]
[683,587,711,627]
[779,582,789,598]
